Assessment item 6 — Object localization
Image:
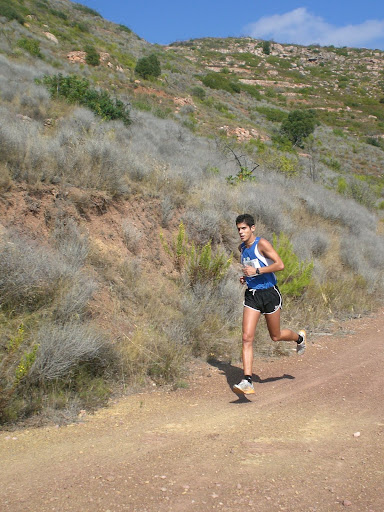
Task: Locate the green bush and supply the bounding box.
[48,8,68,20]
[73,3,102,17]
[17,37,42,58]
[280,109,317,147]
[366,137,382,148]
[40,74,131,125]
[191,86,206,100]
[0,0,25,24]
[85,44,100,67]
[262,40,271,55]
[135,54,161,79]
[118,24,132,34]
[160,222,231,287]
[201,72,240,94]
[274,233,313,297]
[255,106,288,122]
[70,21,90,33]
[226,166,257,185]
[240,83,261,99]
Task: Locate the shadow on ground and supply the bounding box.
[208,358,295,404]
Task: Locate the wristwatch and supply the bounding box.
[256,268,260,275]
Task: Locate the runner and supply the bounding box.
[233,213,306,395]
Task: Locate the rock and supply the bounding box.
[353,432,361,438]
[43,32,58,44]
[342,500,352,506]
[16,114,33,122]
[173,96,195,108]
[67,51,86,64]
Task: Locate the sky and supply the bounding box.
[79,1,384,50]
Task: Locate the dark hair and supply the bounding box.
[236,214,255,227]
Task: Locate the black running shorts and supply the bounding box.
[244,286,282,315]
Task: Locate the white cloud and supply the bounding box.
[245,7,384,48]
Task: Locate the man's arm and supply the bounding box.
[242,238,284,277]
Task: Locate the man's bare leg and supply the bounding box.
[265,309,299,342]
[242,307,261,375]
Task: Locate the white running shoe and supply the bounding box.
[233,379,255,395]
[297,329,307,355]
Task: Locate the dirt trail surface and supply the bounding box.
[1,311,384,512]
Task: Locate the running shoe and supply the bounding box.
[233,379,255,395]
[296,329,307,355]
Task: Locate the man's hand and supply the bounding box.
[242,265,257,277]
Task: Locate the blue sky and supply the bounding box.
[79,1,384,50]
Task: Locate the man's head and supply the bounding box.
[235,214,255,228]
[236,214,255,244]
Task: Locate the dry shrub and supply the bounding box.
[179,273,243,359]
[30,322,107,382]
[0,163,11,192]
[0,229,68,310]
[53,273,98,323]
[119,327,188,385]
[52,217,89,270]
[292,228,329,260]
[183,208,221,245]
[161,195,174,228]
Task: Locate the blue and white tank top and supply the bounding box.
[241,237,277,290]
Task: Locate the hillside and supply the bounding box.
[0,0,384,425]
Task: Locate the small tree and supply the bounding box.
[135,54,161,79]
[274,233,313,297]
[262,40,271,55]
[280,109,317,147]
[85,44,100,66]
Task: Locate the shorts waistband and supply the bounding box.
[247,285,276,294]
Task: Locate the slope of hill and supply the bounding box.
[0,0,383,425]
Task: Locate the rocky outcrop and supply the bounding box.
[219,125,269,143]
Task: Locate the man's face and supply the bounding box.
[237,222,255,244]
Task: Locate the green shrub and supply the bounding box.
[0,0,25,24]
[40,74,131,125]
[366,137,382,148]
[201,72,240,94]
[70,21,90,33]
[332,128,345,137]
[191,86,206,100]
[73,3,102,17]
[280,109,317,147]
[118,24,132,34]
[337,177,347,194]
[186,242,232,288]
[17,37,42,58]
[240,83,261,99]
[322,157,341,171]
[262,40,271,55]
[255,106,288,122]
[160,221,188,271]
[135,54,161,79]
[48,8,68,20]
[85,44,100,66]
[226,166,257,185]
[160,222,231,287]
[274,233,313,297]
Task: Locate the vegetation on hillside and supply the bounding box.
[0,0,383,426]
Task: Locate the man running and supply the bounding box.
[233,213,306,395]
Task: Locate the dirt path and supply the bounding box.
[1,311,384,512]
